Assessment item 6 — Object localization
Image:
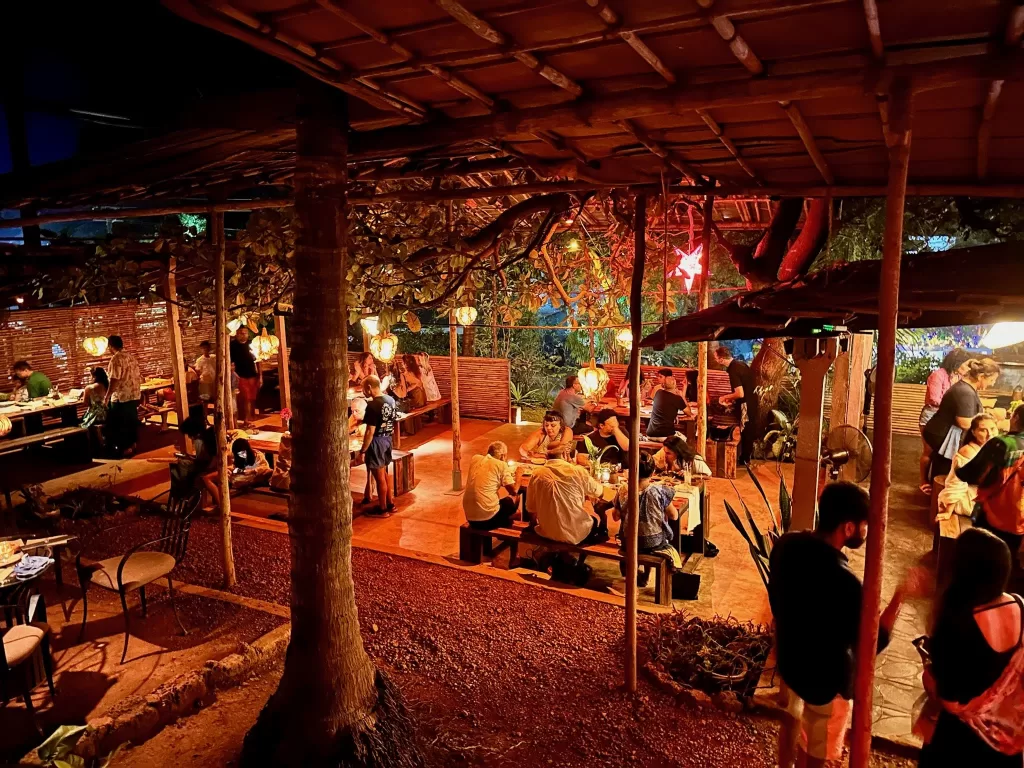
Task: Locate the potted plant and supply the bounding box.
[509,382,543,424]
[582,435,614,479]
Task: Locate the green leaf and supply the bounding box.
[38,725,88,761]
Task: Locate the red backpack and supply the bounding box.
[977,441,1024,535]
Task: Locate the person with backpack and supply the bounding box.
[918,528,1024,767]
[957,404,1024,574]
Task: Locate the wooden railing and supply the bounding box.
[428,356,511,422]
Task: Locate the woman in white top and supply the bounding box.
[652,435,712,478]
[937,413,998,527]
[414,352,442,402]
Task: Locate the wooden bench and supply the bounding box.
[395,398,452,448]
[458,521,702,606]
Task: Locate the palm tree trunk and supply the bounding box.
[241,81,421,768]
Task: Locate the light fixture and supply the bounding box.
[454,306,478,326]
[577,358,609,398]
[668,245,704,292]
[227,314,249,334]
[369,332,399,363]
[982,322,1024,350]
[361,315,380,337]
[615,328,633,349]
[15,297,24,304]
[83,336,109,356]
[0,415,12,437]
[249,328,281,362]
[567,238,580,252]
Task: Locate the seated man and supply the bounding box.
[613,454,682,586]
[526,450,607,546]
[646,374,688,439]
[0,360,51,401]
[580,408,629,466]
[552,374,590,435]
[646,368,673,404]
[464,440,521,531]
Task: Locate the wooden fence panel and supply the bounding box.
[429,356,510,422]
[825,381,924,436]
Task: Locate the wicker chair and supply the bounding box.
[1,577,56,735]
[76,490,200,664]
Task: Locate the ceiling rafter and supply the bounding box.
[584,0,676,84]
[778,101,834,184]
[693,0,763,75]
[613,120,703,185]
[695,109,758,182]
[978,3,1023,178]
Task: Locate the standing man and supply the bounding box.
[553,374,589,435]
[194,340,217,416]
[104,335,142,457]
[715,345,758,464]
[769,482,924,768]
[230,327,261,426]
[0,360,51,401]
[358,375,398,517]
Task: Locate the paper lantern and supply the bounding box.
[361,315,380,337]
[83,336,108,356]
[227,315,249,334]
[454,306,478,326]
[982,322,1024,350]
[369,332,399,363]
[0,415,11,437]
[249,328,281,362]
[615,329,633,349]
[577,359,609,398]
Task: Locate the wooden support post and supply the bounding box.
[696,195,714,456]
[274,313,292,424]
[830,332,872,430]
[625,193,647,692]
[212,211,237,588]
[491,272,499,356]
[850,80,913,768]
[165,257,191,447]
[450,311,463,491]
[790,338,840,531]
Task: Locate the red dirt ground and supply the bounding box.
[100,517,914,768]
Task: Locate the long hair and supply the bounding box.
[962,357,1001,384]
[663,435,695,464]
[964,413,996,447]
[92,367,109,388]
[934,528,1011,630]
[940,348,971,376]
[402,353,422,377]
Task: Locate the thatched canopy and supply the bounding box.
[640,241,1024,345]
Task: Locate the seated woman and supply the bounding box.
[349,352,377,388]
[652,435,712,478]
[176,415,218,499]
[520,411,575,461]
[937,414,997,533]
[390,355,427,413]
[81,367,109,430]
[613,454,682,586]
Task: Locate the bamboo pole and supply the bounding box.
[849,79,912,768]
[449,311,463,491]
[491,272,499,356]
[625,192,646,692]
[696,195,714,456]
[212,211,237,588]
[274,313,292,422]
[165,256,191,448]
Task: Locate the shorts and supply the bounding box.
[365,435,393,470]
[237,376,259,402]
[782,682,850,761]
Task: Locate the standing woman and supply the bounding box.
[920,349,972,494]
[395,354,427,411]
[923,358,1001,482]
[919,528,1024,767]
[414,352,442,403]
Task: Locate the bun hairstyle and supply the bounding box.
[963,358,1000,382]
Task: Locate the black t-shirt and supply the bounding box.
[923,380,982,451]
[727,359,755,410]
[647,390,686,438]
[588,430,622,465]
[768,531,890,705]
[230,338,258,378]
[364,394,397,437]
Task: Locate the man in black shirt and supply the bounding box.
[358,375,398,516]
[229,327,261,426]
[714,345,758,464]
[646,375,687,438]
[769,482,920,768]
[581,408,629,465]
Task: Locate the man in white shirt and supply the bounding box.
[104,334,142,457]
[527,452,607,545]
[463,441,521,530]
[194,340,218,404]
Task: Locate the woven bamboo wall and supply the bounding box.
[429,356,511,422]
[826,382,924,436]
[0,303,278,395]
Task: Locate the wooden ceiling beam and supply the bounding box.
[1008,3,1024,46]
[778,100,834,184]
[694,0,763,75]
[613,120,703,184]
[977,79,1003,179]
[695,110,759,181]
[584,0,676,84]
[862,0,884,60]
[432,0,583,97]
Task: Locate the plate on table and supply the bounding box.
[530,457,547,466]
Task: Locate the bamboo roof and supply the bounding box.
[4,0,1024,217]
[639,241,1024,345]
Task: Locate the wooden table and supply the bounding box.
[0,397,81,434]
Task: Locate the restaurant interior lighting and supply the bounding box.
[83,336,108,356]
[361,315,380,337]
[249,328,281,362]
[369,332,399,363]
[227,315,249,334]
[15,297,24,304]
[615,328,633,349]
[669,245,703,292]
[577,358,609,398]
[982,322,1024,349]
[567,238,580,251]
[454,306,478,326]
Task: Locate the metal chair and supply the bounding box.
[76,490,200,664]
[1,578,57,735]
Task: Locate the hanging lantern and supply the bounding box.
[615,328,633,349]
[227,314,249,334]
[369,332,399,363]
[668,245,704,292]
[454,306,478,326]
[577,358,609,399]
[982,322,1024,350]
[0,415,11,438]
[249,328,281,362]
[361,315,380,337]
[83,336,108,357]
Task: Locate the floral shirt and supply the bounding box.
[107,350,142,403]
